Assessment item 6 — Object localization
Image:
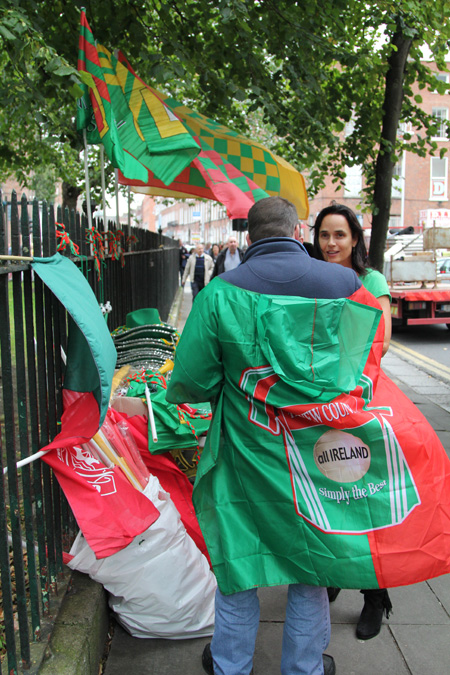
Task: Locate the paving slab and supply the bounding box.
[387,581,450,625]
[258,585,288,622]
[428,575,450,616]
[328,589,372,625]
[390,625,450,675]
[253,622,283,674]
[328,623,410,675]
[104,625,210,675]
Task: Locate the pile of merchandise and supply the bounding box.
[66,308,215,638]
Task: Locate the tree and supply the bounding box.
[2,0,450,263]
[138,0,450,269]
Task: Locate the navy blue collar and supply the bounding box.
[243,237,308,263]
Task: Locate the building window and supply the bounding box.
[391,160,403,198]
[344,165,362,197]
[432,107,448,139]
[388,215,401,230]
[430,157,448,200]
[433,73,449,93]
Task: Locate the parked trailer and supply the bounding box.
[385,227,450,329]
[390,286,450,328]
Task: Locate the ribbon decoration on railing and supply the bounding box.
[107,230,125,268]
[56,222,80,256]
[86,226,106,280]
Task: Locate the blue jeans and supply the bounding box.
[211,584,330,675]
[191,279,205,299]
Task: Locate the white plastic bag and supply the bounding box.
[68,475,216,638]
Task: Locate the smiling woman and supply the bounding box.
[317,214,356,268]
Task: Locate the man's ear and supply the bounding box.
[293,223,300,241]
[246,232,252,246]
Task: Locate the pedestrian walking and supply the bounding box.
[182,243,214,300]
[211,235,244,278]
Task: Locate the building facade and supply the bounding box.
[153,197,241,247]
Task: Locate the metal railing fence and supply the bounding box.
[0,190,178,673]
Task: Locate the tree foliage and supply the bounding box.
[1,0,450,262]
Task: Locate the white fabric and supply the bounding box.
[68,475,216,639]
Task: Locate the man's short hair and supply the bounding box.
[247,196,298,242]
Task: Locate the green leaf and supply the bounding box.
[69,83,84,99]
[53,65,75,77]
[0,25,16,40]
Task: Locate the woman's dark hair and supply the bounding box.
[312,203,368,276]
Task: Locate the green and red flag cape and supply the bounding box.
[32,254,159,557]
[167,279,450,594]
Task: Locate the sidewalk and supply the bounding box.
[104,284,450,675]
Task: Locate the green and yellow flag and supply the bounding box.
[77,11,200,185]
[117,53,309,219]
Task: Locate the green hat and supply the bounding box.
[126,308,161,328]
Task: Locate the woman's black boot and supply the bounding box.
[356,589,392,640]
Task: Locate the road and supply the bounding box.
[389,322,450,383]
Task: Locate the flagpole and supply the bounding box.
[100,145,108,232]
[127,186,131,240]
[83,129,93,231]
[115,169,120,228]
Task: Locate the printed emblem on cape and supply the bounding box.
[239,366,420,534]
[57,446,117,496]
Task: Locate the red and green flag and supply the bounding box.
[77,11,200,185]
[116,52,309,220]
[77,10,129,174]
[31,254,159,558]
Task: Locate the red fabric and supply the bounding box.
[350,286,450,586]
[44,448,159,558]
[41,391,100,451]
[110,409,211,564]
[41,390,159,558]
[368,370,450,587]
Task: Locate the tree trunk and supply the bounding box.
[368,29,413,271]
[62,181,81,214]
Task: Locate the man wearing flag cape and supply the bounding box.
[167,196,450,675]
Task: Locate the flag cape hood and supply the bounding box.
[167,279,450,594]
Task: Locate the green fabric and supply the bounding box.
[126,375,211,452]
[32,254,117,427]
[361,269,391,301]
[166,279,382,594]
